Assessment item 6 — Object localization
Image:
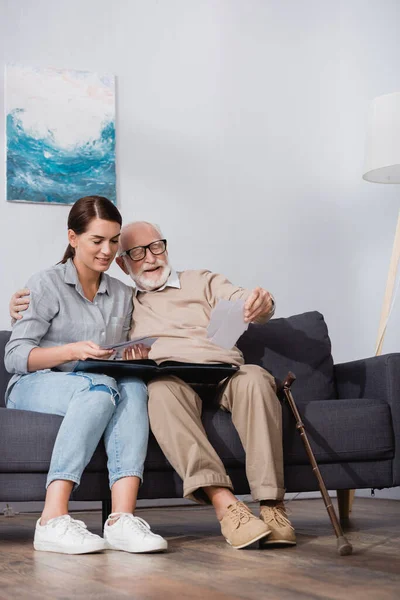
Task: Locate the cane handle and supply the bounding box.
[283,372,296,389]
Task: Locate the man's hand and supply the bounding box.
[244,287,274,323]
[10,288,30,320]
[122,344,150,360]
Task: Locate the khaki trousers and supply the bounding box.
[148,364,285,503]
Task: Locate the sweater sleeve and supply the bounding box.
[203,271,275,324]
[204,271,250,306]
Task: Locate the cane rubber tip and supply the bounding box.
[337,536,353,556]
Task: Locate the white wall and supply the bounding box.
[1,0,400,364]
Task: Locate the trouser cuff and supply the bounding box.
[251,486,286,502]
[109,471,144,489]
[46,473,81,491]
[184,474,234,504]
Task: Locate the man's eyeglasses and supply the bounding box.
[120,239,167,262]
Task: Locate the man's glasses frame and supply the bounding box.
[120,239,167,262]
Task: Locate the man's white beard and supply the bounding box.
[128,258,171,291]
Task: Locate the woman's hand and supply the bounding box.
[66,341,115,362]
[122,344,150,361]
[27,341,114,372]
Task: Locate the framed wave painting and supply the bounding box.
[5,64,116,205]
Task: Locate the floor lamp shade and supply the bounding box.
[363,92,400,183]
[362,91,400,355]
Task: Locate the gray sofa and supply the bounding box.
[1,311,399,521]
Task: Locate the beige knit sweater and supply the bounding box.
[130,270,273,366]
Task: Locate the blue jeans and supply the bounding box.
[6,370,149,490]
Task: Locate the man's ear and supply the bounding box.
[116,256,129,275]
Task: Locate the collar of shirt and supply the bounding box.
[134,268,181,296]
[64,258,109,296]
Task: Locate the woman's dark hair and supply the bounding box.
[60,196,122,264]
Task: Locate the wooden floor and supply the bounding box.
[0,498,399,600]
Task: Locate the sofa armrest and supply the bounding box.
[334,353,400,402]
[334,353,400,485]
[0,331,12,406]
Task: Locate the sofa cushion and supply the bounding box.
[237,311,336,403]
[0,396,394,475]
[0,406,244,474]
[282,397,394,464]
[201,396,394,466]
[0,407,171,474]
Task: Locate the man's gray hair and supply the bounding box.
[118,221,164,255]
[133,221,164,237]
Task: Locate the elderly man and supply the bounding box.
[10,222,295,550]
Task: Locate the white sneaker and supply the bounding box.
[34,515,106,554]
[104,512,168,553]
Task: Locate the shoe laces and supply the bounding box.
[49,515,93,539]
[261,503,294,530]
[227,502,254,528]
[107,512,154,536]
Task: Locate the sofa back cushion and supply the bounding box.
[1,312,335,406]
[237,311,336,402]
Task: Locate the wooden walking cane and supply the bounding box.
[282,372,353,556]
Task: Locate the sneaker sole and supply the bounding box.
[104,540,168,553]
[34,541,106,554]
[226,529,271,550]
[260,538,297,547]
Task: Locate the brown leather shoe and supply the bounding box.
[220,501,271,549]
[259,503,296,546]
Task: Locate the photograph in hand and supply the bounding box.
[100,336,158,359]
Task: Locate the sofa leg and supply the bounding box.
[337,489,355,520]
[102,499,112,527]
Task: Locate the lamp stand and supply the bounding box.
[376,208,400,355]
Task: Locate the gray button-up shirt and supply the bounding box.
[4,259,134,400]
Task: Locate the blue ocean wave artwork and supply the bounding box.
[7,110,116,204]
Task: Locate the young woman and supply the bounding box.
[4,196,167,555]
